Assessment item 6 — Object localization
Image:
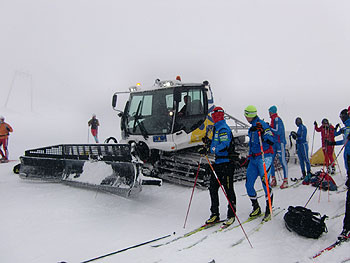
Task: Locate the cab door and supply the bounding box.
[172,87,208,150]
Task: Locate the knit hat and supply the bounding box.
[268,105,277,114]
[340,109,349,123]
[244,105,257,118]
[211,106,224,123]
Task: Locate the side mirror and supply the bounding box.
[112,94,117,108]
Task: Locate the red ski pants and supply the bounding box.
[322,145,335,167]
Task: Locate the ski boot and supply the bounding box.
[249,199,261,218]
[331,166,336,175]
[270,176,277,187]
[338,228,350,242]
[280,178,288,189]
[205,214,220,225]
[262,195,273,222]
[301,170,307,180]
[222,217,235,227]
[0,158,9,163]
[302,171,312,185]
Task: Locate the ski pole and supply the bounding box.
[304,138,348,207]
[336,158,343,178]
[310,126,316,159]
[183,157,202,229]
[80,234,172,263]
[204,155,253,249]
[257,131,273,216]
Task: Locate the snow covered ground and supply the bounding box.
[0,108,349,263]
[1,0,350,262]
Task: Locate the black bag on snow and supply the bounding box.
[284,206,328,239]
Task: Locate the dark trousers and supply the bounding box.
[209,162,236,218]
[344,154,350,231]
[344,189,350,231]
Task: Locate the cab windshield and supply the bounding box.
[125,86,207,135]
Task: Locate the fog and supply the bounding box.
[1,0,350,136]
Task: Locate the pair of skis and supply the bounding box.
[178,213,266,251]
[151,220,225,248]
[158,207,281,251]
[312,235,349,258]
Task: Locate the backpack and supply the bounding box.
[303,171,337,191]
[284,206,328,239]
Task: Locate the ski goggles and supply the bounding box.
[211,109,224,116]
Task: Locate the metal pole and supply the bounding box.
[183,158,202,229]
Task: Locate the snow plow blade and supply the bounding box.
[19,144,161,197]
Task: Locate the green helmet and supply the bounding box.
[244,105,257,118]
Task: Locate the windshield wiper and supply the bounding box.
[132,101,149,139]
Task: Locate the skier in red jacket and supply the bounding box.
[0,116,13,162]
[314,118,336,174]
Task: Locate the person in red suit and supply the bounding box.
[314,118,336,174]
[0,115,13,162]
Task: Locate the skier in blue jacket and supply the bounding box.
[199,106,237,227]
[268,105,288,189]
[326,109,350,241]
[244,105,274,222]
[291,117,311,178]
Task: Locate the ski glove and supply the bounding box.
[250,122,264,135]
[202,136,212,147]
[314,121,317,126]
[198,146,209,155]
[265,139,274,146]
[335,123,340,131]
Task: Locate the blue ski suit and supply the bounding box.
[245,116,274,201]
[296,123,311,174]
[270,114,288,179]
[334,118,350,172]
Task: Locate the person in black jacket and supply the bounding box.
[88,114,100,143]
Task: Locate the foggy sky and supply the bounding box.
[1,0,350,133]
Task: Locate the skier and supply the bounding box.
[88,114,100,143]
[326,109,350,241]
[199,106,237,227]
[0,116,13,162]
[290,117,312,179]
[244,105,274,222]
[314,118,336,174]
[268,105,288,189]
